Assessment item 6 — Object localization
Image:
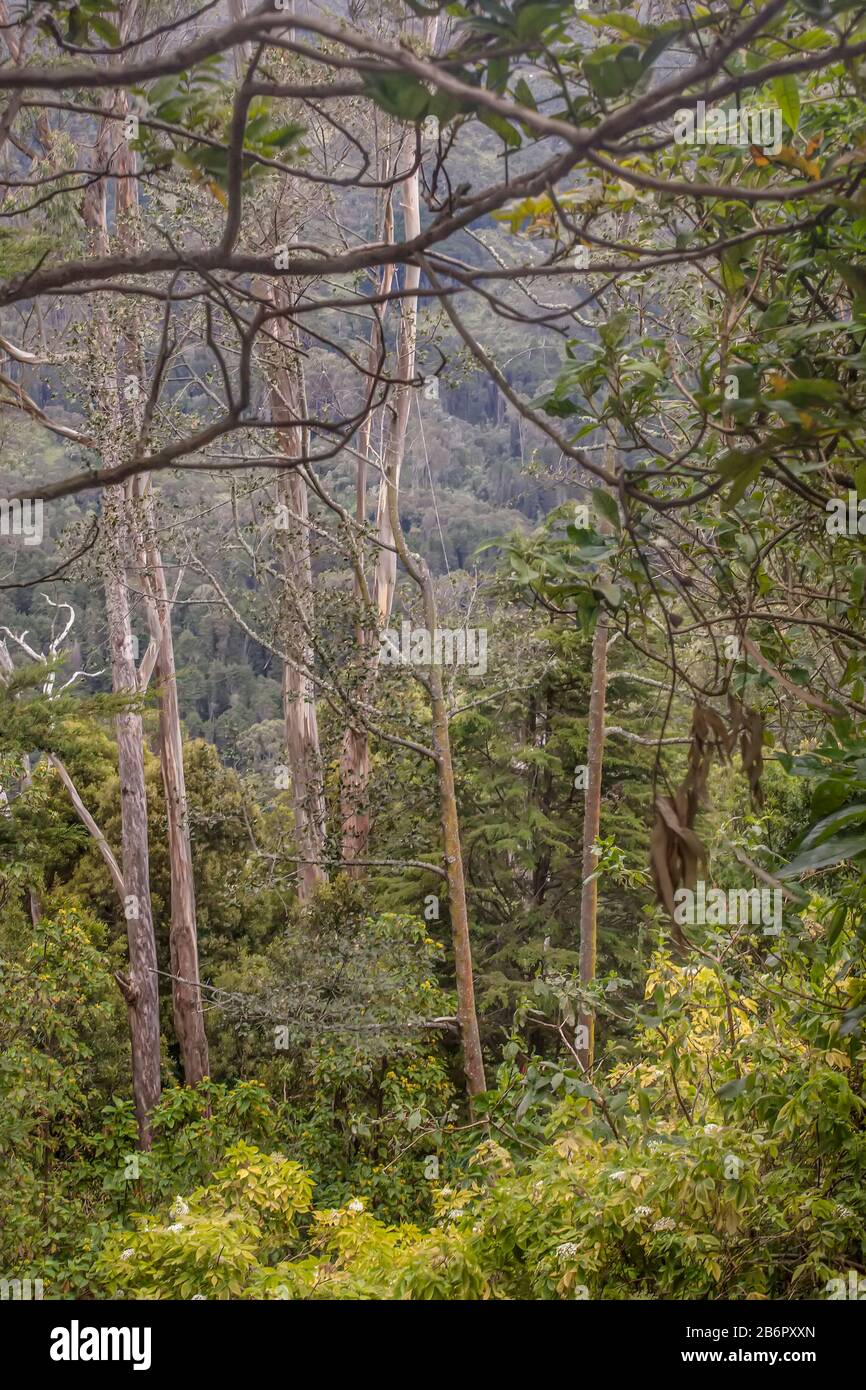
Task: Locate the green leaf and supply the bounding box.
[717,1076,749,1099]
[777,830,866,879]
[771,74,800,133]
[479,109,521,148]
[725,459,761,509]
[514,4,562,39]
[839,1005,866,1037]
[362,74,430,121]
[798,803,866,850]
[834,260,866,302]
[720,250,745,294]
[514,77,537,111]
[592,487,621,533]
[592,579,623,610]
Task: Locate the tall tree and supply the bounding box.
[268,283,327,902]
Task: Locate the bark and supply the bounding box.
[83,97,161,1149]
[577,613,608,1071]
[339,135,420,871]
[339,189,395,871]
[103,496,162,1148]
[429,662,487,1098]
[115,29,209,1087]
[268,284,327,902]
[384,449,486,1099]
[140,507,210,1084]
[371,166,421,628]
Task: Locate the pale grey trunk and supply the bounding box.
[103,489,162,1147]
[83,86,161,1147]
[268,285,327,901]
[577,614,608,1071]
[139,497,209,1084]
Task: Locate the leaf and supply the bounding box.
[798,803,866,850]
[479,109,522,149]
[486,53,508,92]
[834,260,866,302]
[514,77,537,111]
[776,830,866,879]
[362,74,430,122]
[770,376,840,406]
[514,4,562,39]
[592,488,621,533]
[717,1076,749,1099]
[826,902,847,948]
[720,250,745,293]
[839,1005,866,1037]
[592,579,623,610]
[771,74,800,133]
[725,459,761,509]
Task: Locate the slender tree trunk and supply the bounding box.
[577,613,608,1071]
[268,284,327,901]
[82,96,161,1148]
[339,187,394,871]
[113,30,209,1087]
[339,14,438,871]
[103,519,162,1146]
[338,161,419,870]
[141,508,210,1084]
[429,664,487,1097]
[385,456,486,1099]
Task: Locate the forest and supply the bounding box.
[0,0,865,1311]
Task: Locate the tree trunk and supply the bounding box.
[339,15,438,871]
[577,613,608,1071]
[338,156,419,872]
[103,516,162,1147]
[115,33,209,1088]
[429,665,487,1097]
[83,95,161,1148]
[384,449,486,1099]
[141,506,210,1084]
[268,284,327,902]
[339,187,395,872]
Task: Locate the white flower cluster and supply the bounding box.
[347,1198,365,1214]
[556,1242,579,1261]
[653,1217,676,1233]
[633,1206,652,1218]
[170,1196,190,1219]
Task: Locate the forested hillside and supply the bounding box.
[0,0,865,1314]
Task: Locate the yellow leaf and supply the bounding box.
[825,1049,850,1068]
